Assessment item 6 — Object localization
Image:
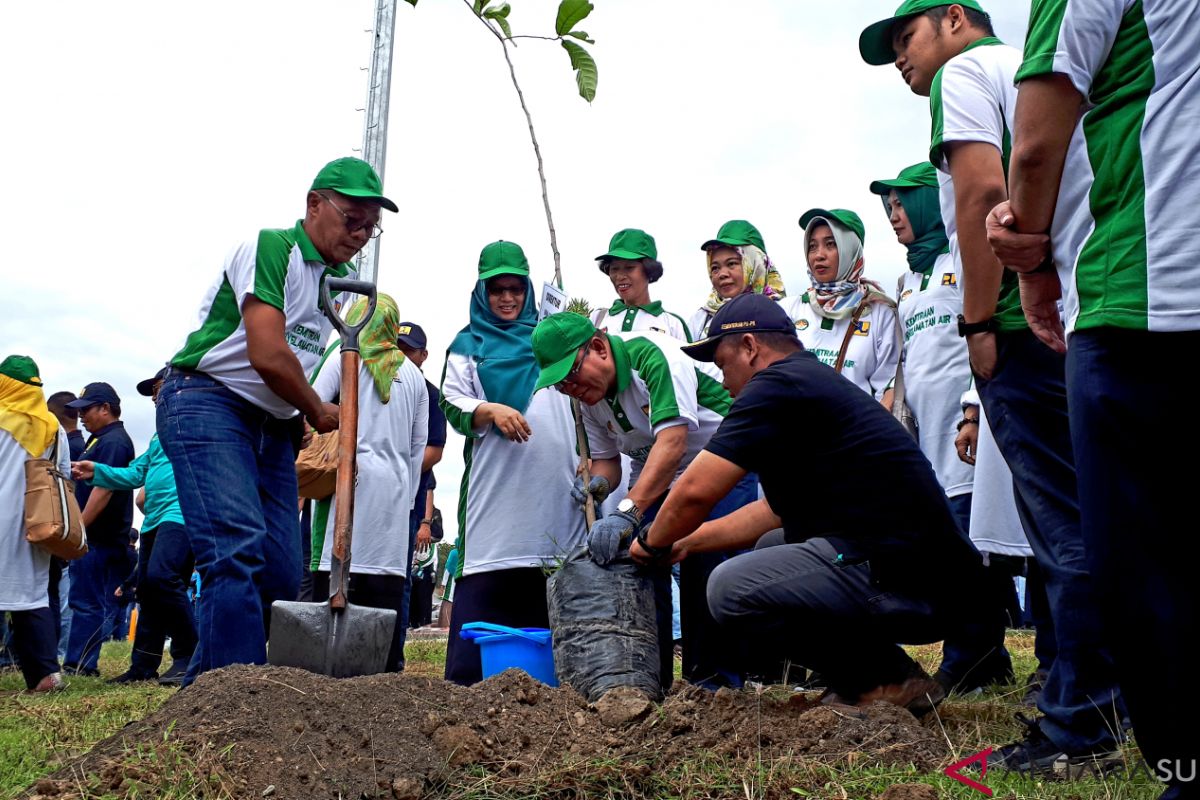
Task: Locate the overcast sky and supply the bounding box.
[1,0,1032,540]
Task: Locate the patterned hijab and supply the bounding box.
[702,244,787,314]
[803,216,890,320]
[345,294,406,403]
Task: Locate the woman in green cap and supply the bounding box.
[439,241,585,685]
[690,220,787,340]
[307,293,429,672]
[870,164,1019,695]
[591,228,691,341]
[779,209,899,400]
[0,355,68,692]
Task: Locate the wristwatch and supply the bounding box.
[635,529,672,560]
[617,497,642,523]
[956,314,1000,338]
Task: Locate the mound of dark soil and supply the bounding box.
[28,666,947,799]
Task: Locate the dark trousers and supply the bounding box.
[312,570,407,671]
[708,532,953,699]
[1025,558,1057,673]
[298,501,313,602]
[47,558,65,644]
[937,493,1014,690]
[977,329,1121,753]
[64,541,128,672]
[444,567,549,686]
[408,569,435,628]
[1068,328,1200,790]
[128,522,197,677]
[395,506,421,669]
[7,607,59,689]
[158,371,302,687]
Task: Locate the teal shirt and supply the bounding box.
[91,434,184,530]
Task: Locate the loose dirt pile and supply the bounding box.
[28,666,948,799]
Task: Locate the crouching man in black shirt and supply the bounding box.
[630,293,994,716]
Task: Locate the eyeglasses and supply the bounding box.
[319,193,383,239]
[486,283,526,298]
[559,345,590,388]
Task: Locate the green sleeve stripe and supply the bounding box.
[252,229,296,311]
[695,371,732,417]
[171,277,242,370]
[438,356,482,439]
[928,66,947,166]
[666,312,693,342]
[624,337,682,427]
[309,339,340,385]
[311,497,331,572]
[454,439,474,577]
[1015,0,1070,83]
[1075,1,1152,330]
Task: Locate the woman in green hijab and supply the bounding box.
[308,293,430,672]
[439,241,585,685]
[870,163,1015,695]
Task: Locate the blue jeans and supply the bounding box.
[157,371,301,686]
[129,522,197,676]
[1068,328,1200,791]
[937,494,1014,690]
[64,541,127,672]
[977,329,1121,753]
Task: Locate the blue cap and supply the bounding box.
[396,322,427,350]
[682,294,797,363]
[65,381,121,409]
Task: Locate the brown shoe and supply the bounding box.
[29,672,67,693]
[856,665,946,717]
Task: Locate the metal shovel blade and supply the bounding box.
[269,598,397,678]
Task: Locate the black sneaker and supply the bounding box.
[157,661,188,686]
[1021,669,1049,708]
[107,669,157,684]
[62,664,100,678]
[993,713,1124,779]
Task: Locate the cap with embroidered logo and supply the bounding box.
[65,382,121,409]
[682,293,797,363]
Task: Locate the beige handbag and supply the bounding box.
[24,437,89,560]
[296,430,338,500]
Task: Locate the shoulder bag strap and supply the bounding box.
[833,297,872,374]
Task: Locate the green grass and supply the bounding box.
[0,635,1165,799]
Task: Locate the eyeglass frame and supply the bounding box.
[558,342,592,389]
[317,191,384,239]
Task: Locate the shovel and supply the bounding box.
[268,277,398,677]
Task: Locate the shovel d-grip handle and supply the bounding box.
[323,278,377,611]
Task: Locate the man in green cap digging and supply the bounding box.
[159,157,397,685]
[859,2,1124,775]
[531,311,759,691]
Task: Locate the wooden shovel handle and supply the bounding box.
[329,348,360,611]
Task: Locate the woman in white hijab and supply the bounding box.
[779,208,899,401]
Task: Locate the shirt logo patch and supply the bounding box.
[795,319,810,331]
[941,272,957,286]
[900,289,913,301]
[853,321,871,336]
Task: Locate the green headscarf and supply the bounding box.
[448,242,540,414]
[345,293,405,403]
[891,186,949,274]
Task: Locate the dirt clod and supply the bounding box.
[592,686,653,728]
[879,783,940,800]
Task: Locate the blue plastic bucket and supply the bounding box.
[459,622,558,686]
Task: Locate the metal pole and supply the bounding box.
[356,0,398,284]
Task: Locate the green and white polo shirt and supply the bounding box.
[896,253,974,497]
[590,303,692,342]
[777,294,901,401]
[170,221,354,418]
[582,330,730,483]
[929,38,1028,334]
[1018,0,1200,333]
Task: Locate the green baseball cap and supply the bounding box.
[596,228,657,262]
[701,220,766,253]
[799,208,867,245]
[0,355,42,386]
[477,240,530,281]
[310,157,398,213]
[859,0,987,66]
[531,312,597,391]
[869,162,940,195]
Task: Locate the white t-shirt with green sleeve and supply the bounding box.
[777,294,900,401]
[170,221,355,418]
[896,253,974,498]
[580,331,730,486]
[928,39,1028,334]
[591,304,691,342]
[1017,0,1200,333]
